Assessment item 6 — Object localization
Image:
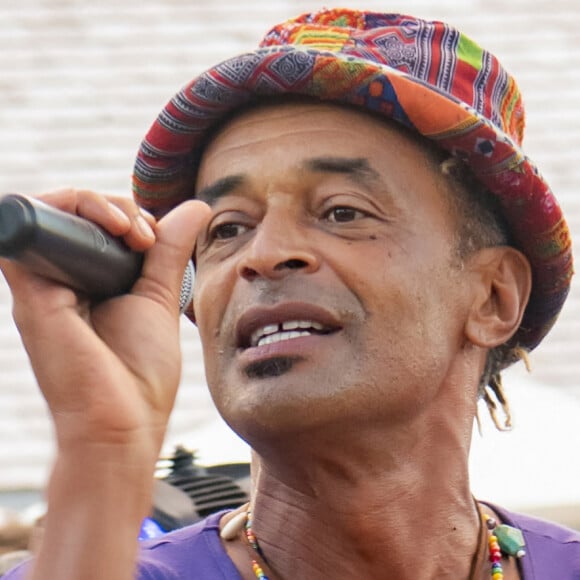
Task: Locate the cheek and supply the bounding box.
[194,265,233,352]
[366,252,465,359]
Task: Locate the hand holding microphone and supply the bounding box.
[0,194,194,313]
[0,191,211,533]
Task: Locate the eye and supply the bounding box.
[209,222,249,240]
[324,206,367,223]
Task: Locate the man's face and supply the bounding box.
[193,102,475,441]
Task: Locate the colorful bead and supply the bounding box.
[486,517,498,530]
[251,559,269,580]
[246,526,259,550]
[246,511,271,579]
[485,516,504,580]
[246,512,264,555]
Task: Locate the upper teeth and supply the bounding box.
[250,320,325,347]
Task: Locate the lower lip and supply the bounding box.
[237,332,336,366]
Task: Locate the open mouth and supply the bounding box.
[236,304,343,351]
[249,320,335,348]
[235,306,343,379]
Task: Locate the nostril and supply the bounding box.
[240,258,309,280]
[238,253,317,280]
[276,259,308,271]
[240,266,259,281]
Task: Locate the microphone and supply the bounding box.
[0,194,194,313]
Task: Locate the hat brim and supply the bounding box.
[133,45,573,353]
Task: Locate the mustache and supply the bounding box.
[235,277,351,308]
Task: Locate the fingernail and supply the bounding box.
[136,214,156,241]
[108,202,130,226]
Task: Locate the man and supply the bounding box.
[1,8,578,579]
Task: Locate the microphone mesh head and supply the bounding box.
[179,260,194,314]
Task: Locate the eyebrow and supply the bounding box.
[303,156,381,186]
[196,174,246,206]
[195,156,382,205]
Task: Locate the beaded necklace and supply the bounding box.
[221,505,526,579]
[245,511,270,580]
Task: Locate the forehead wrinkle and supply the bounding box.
[303,156,381,189]
[196,174,246,206]
[197,156,383,206]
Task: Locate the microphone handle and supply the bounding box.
[0,194,143,297]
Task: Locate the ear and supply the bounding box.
[464,246,532,348]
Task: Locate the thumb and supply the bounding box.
[134,200,211,313]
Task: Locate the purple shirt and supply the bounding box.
[4,505,580,578]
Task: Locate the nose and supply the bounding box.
[236,209,320,281]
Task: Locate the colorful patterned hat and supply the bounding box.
[133,9,573,352]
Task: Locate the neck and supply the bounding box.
[247,408,482,579]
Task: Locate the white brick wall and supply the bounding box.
[0,0,578,512]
